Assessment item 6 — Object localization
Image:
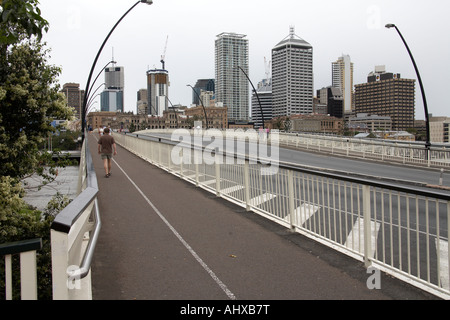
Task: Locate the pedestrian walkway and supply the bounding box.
[87,134,436,300]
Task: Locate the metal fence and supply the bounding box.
[114,131,450,299]
[279,132,450,168]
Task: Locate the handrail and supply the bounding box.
[51,133,100,281]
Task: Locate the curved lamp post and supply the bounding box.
[165,96,179,128]
[237,66,265,129]
[385,23,431,157]
[187,84,209,129]
[86,60,116,100]
[81,0,153,140]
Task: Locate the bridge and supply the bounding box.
[2,130,450,302]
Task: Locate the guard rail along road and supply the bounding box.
[114,129,450,300]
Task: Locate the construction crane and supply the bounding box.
[161,35,168,70]
[264,57,272,85]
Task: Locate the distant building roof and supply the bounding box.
[273,26,312,50]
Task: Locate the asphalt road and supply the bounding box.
[88,133,437,301]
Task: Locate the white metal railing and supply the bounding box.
[278,132,450,168]
[50,135,100,300]
[1,238,42,300]
[141,129,450,168]
[114,131,450,299]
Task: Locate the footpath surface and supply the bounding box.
[88,133,437,301]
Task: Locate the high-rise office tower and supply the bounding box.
[332,55,354,113]
[252,79,272,128]
[215,32,249,122]
[354,66,415,131]
[146,68,169,117]
[272,26,313,117]
[101,65,125,112]
[192,79,215,106]
[61,83,85,118]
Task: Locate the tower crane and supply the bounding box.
[264,57,272,84]
[161,35,168,70]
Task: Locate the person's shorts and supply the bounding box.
[101,153,113,160]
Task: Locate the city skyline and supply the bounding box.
[38,0,450,120]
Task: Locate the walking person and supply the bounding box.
[98,127,117,178]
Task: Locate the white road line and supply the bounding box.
[249,193,276,207]
[113,158,237,300]
[435,238,450,291]
[201,179,217,185]
[283,202,320,225]
[221,185,245,195]
[344,218,380,256]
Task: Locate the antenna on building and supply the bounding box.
[289,25,295,39]
[112,47,116,67]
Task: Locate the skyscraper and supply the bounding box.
[215,32,249,122]
[354,66,415,131]
[146,68,169,117]
[252,79,272,128]
[101,65,124,112]
[332,55,354,113]
[61,83,85,118]
[272,26,313,117]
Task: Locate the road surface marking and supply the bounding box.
[249,193,276,207]
[283,202,320,225]
[435,238,450,291]
[113,158,237,300]
[344,218,380,256]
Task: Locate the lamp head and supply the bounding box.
[141,0,153,5]
[385,24,396,29]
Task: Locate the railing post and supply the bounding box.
[215,154,221,196]
[288,170,296,230]
[362,185,372,268]
[244,159,251,211]
[4,255,12,300]
[20,250,38,300]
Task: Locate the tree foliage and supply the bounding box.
[0,0,75,299]
[0,0,49,44]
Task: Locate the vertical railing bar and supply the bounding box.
[333,181,337,243]
[356,186,361,252]
[373,188,378,260]
[288,170,295,230]
[5,254,12,300]
[389,192,394,266]
[436,199,441,288]
[321,177,326,238]
[397,193,402,271]
[426,199,430,283]
[406,194,411,275]
[344,182,348,248]
[327,178,331,240]
[416,196,420,279]
[363,185,372,267]
[338,181,342,243]
[381,191,386,264]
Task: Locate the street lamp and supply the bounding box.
[385,23,431,157]
[237,66,265,129]
[187,84,209,129]
[81,0,153,140]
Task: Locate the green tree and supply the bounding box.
[0,0,74,299]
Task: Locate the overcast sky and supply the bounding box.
[38,0,450,120]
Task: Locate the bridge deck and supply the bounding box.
[88,133,435,300]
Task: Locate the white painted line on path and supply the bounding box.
[113,158,237,300]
